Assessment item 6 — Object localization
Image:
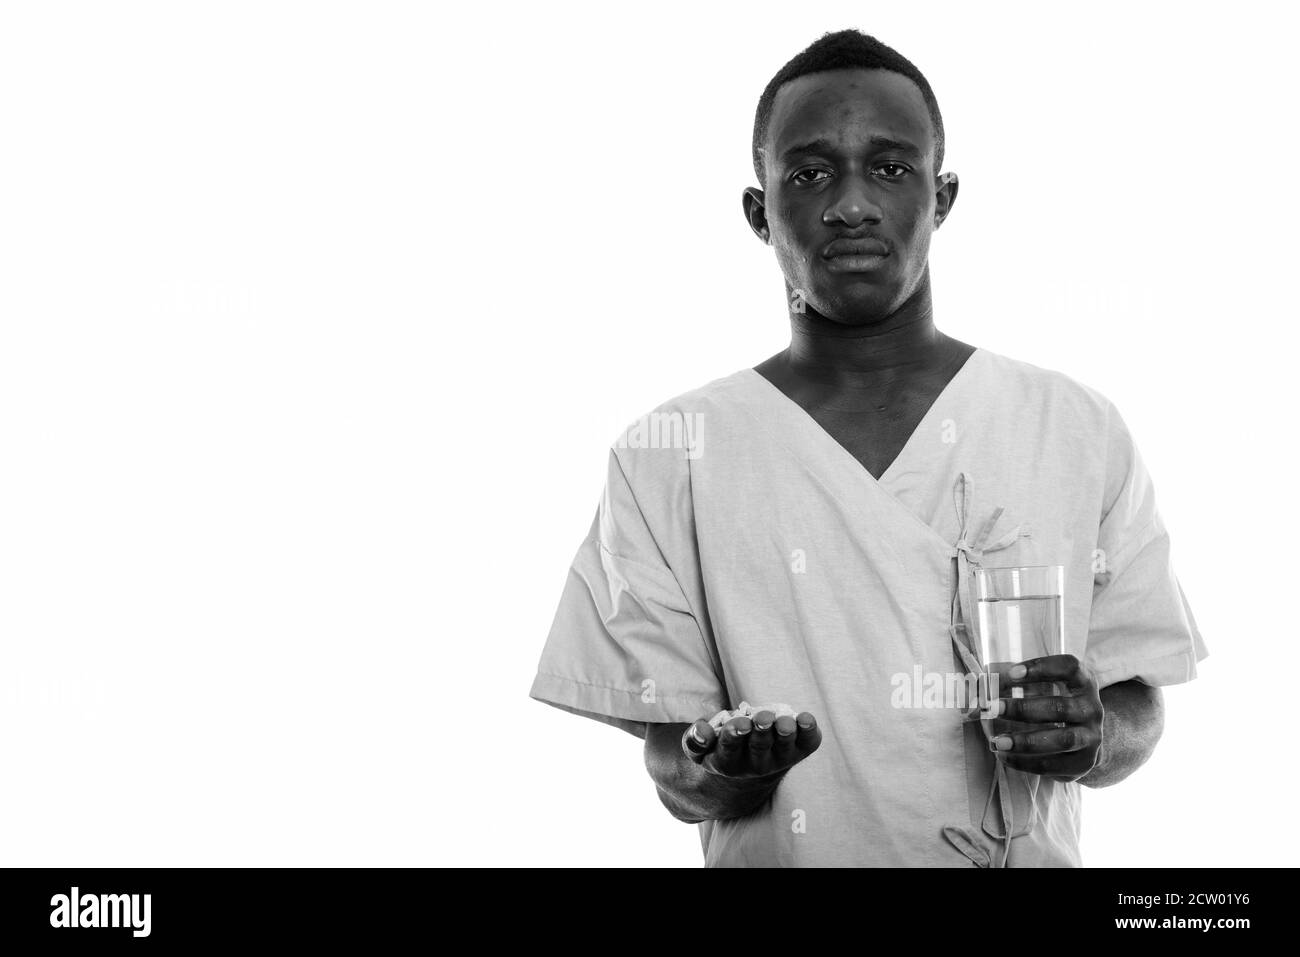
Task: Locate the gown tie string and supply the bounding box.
[941,471,1032,869]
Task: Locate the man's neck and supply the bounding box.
[780,282,952,388]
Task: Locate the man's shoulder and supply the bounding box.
[606,367,756,480]
[978,347,1117,424]
[612,367,757,441]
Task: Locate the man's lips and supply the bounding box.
[821,237,890,259]
[821,237,890,273]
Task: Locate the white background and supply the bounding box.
[1,1,1294,866]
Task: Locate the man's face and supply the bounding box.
[748,68,952,325]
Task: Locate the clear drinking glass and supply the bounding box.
[972,565,1066,752]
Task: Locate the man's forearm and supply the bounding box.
[643,722,787,823]
[1078,679,1165,788]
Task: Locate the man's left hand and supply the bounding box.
[990,654,1104,782]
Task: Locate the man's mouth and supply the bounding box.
[822,237,890,259]
[820,237,890,272]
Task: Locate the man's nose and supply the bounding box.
[823,180,883,228]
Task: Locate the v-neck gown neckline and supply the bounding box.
[745,346,985,487]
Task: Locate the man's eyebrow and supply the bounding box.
[867,135,921,156]
[779,134,922,163]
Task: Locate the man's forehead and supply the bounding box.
[767,68,933,158]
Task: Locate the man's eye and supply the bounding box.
[792,168,831,185]
[874,163,910,179]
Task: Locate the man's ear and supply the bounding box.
[934,172,958,230]
[742,187,770,245]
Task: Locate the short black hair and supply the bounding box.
[751,29,945,185]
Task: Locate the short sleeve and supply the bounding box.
[529,448,727,738]
[1084,402,1209,688]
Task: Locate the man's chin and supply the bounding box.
[800,291,897,327]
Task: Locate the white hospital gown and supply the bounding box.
[529,347,1207,867]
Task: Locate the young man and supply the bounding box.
[529,29,1207,866]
